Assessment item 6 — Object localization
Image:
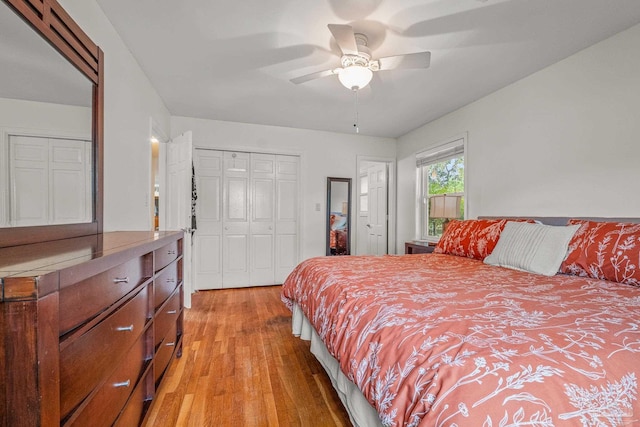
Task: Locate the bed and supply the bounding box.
[282,217,640,426]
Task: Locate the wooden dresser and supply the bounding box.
[0,231,184,427]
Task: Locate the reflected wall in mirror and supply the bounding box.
[0,0,103,248]
[326,177,351,256]
[0,0,94,228]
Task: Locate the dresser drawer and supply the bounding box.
[154,323,178,383]
[154,260,179,309]
[59,254,150,335]
[60,285,150,419]
[154,287,181,347]
[155,240,180,272]
[65,331,148,427]
[114,372,151,427]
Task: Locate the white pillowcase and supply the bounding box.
[484,221,580,276]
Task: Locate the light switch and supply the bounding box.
[315,203,321,211]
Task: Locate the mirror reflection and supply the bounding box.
[0,0,94,228]
[327,177,351,256]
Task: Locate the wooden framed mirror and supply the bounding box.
[0,0,103,248]
[326,177,351,256]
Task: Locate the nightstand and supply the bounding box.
[405,241,436,254]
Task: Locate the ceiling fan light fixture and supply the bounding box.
[338,65,373,91]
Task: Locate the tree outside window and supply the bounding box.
[424,156,464,237]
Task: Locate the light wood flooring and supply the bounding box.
[144,286,352,426]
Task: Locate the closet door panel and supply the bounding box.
[250,154,275,286]
[226,178,248,220]
[275,155,299,283]
[50,140,89,224]
[194,149,223,289]
[9,136,48,226]
[223,152,250,287]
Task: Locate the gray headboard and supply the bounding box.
[479,216,640,225]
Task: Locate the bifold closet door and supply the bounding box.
[193,149,298,289]
[8,135,91,227]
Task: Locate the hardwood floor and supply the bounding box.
[144,286,352,426]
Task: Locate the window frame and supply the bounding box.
[415,133,468,242]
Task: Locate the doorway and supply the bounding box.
[149,119,168,231]
[355,157,396,255]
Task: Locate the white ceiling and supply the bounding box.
[95,0,640,138]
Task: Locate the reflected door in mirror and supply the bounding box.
[6,135,92,227]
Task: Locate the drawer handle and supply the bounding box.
[165,341,176,347]
[167,310,178,314]
[113,277,129,284]
[167,249,176,255]
[113,380,131,388]
[115,325,134,332]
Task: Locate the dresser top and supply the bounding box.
[1,231,183,301]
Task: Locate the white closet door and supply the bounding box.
[9,136,49,226]
[194,149,223,290]
[9,135,92,227]
[223,152,250,287]
[275,155,299,283]
[50,139,90,224]
[191,150,299,288]
[250,153,276,286]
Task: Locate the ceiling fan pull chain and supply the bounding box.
[353,89,360,134]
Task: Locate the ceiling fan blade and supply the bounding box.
[377,51,431,71]
[290,68,337,84]
[327,24,358,55]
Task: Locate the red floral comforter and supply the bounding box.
[281,254,640,426]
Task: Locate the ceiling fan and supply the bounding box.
[291,24,431,91]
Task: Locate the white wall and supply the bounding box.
[0,98,91,136]
[172,117,396,260]
[60,0,171,231]
[396,23,640,249]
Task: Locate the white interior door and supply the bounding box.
[222,152,250,287]
[166,131,192,307]
[193,149,223,290]
[366,162,388,255]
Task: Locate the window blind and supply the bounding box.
[416,138,464,167]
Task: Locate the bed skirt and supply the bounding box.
[291,303,382,427]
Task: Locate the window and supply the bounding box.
[416,136,465,240]
[359,173,368,214]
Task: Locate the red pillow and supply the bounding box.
[434,219,529,261]
[560,219,640,286]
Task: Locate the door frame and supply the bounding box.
[356,155,396,254]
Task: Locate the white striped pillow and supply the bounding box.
[484,221,580,276]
